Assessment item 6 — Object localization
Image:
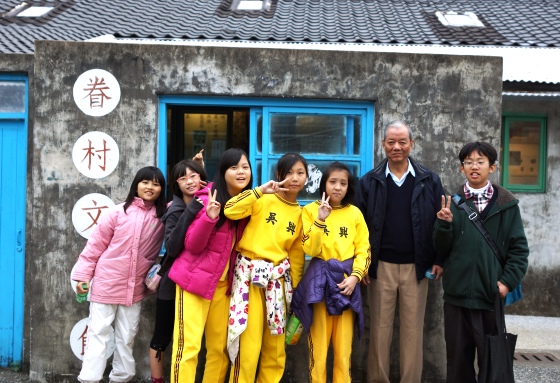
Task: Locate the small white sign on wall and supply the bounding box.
[73,69,121,117]
[70,318,115,361]
[72,193,115,239]
[72,131,119,179]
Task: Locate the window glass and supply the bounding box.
[502,116,546,192]
[256,113,262,154]
[0,81,25,113]
[267,159,360,202]
[269,113,361,155]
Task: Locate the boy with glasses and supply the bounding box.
[433,142,529,383]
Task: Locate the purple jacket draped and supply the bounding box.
[292,257,364,339]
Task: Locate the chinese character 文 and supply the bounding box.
[339,227,348,238]
[81,199,109,232]
[81,139,111,171]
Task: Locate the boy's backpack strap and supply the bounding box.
[451,194,506,269]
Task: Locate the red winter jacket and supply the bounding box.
[168,185,247,300]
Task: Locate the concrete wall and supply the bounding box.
[10,41,503,382]
[502,96,560,318]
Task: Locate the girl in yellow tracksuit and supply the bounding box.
[296,161,370,383]
[224,153,308,383]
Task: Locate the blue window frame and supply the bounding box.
[159,96,374,204]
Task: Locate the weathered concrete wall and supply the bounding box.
[25,40,502,382]
[502,96,560,318]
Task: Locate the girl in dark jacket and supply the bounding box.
[149,157,206,383]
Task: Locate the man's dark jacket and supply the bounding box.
[355,157,445,280]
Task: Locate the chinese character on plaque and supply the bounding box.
[70,318,115,361]
[72,193,115,239]
[73,69,121,117]
[72,131,119,179]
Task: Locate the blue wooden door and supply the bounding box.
[0,76,27,368]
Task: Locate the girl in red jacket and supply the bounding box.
[168,148,252,383]
[72,166,167,383]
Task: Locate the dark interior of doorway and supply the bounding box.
[166,105,249,199]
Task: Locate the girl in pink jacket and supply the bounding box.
[72,166,166,383]
[168,148,252,383]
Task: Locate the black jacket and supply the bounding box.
[157,195,203,299]
[356,157,445,280]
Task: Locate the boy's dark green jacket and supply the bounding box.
[433,184,529,311]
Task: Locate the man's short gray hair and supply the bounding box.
[383,120,413,141]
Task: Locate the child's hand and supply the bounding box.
[497,281,510,298]
[437,195,453,222]
[206,188,221,220]
[317,192,332,222]
[337,275,359,296]
[76,281,89,294]
[259,179,289,194]
[193,149,205,168]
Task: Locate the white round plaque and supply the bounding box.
[72,131,119,179]
[72,193,115,239]
[70,318,115,361]
[73,69,121,117]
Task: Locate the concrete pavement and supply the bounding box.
[507,315,560,383]
[2,315,559,382]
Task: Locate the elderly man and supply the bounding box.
[356,120,444,383]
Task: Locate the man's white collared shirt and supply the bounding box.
[385,160,415,187]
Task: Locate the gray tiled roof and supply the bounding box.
[1,0,560,53]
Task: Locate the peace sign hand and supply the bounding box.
[259,179,289,194]
[206,188,221,220]
[437,195,453,222]
[317,192,332,221]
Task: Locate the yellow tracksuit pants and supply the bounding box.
[229,282,287,383]
[171,280,230,383]
[308,300,355,383]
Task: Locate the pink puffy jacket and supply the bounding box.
[169,186,247,300]
[71,197,164,306]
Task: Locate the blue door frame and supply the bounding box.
[0,74,28,368]
[157,96,374,186]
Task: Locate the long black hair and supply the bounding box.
[212,148,253,228]
[123,166,166,218]
[319,161,356,206]
[170,159,207,199]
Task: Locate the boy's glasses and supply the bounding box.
[462,161,489,168]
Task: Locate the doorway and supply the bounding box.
[0,75,27,368]
[166,105,249,192]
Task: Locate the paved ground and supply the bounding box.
[506,315,560,383]
[2,315,559,382]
